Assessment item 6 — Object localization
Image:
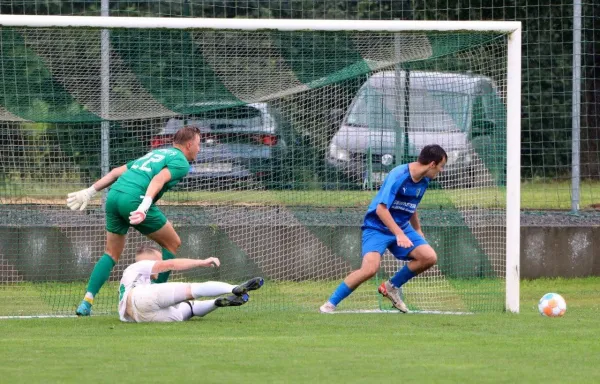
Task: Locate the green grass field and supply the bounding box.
[0,277,506,317]
[1,278,599,383]
[3,180,600,209]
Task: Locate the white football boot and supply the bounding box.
[378,280,408,313]
[319,301,336,313]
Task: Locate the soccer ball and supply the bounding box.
[538,293,567,317]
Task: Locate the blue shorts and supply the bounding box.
[362,226,428,261]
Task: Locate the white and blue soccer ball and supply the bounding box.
[538,293,567,317]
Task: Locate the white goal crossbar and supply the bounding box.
[2,15,520,33]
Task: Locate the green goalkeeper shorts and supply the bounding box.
[105,189,167,236]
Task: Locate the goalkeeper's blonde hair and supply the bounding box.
[135,243,161,261]
[173,126,201,145]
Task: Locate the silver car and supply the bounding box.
[153,102,289,189]
[326,70,506,189]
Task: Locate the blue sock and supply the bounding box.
[390,265,416,288]
[328,282,354,306]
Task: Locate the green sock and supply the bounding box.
[85,253,116,298]
[153,248,175,284]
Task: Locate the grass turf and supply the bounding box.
[0,277,506,316]
[3,180,600,209]
[0,278,599,383]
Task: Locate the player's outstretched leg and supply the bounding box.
[187,294,250,318]
[215,293,249,307]
[232,277,264,296]
[378,280,408,313]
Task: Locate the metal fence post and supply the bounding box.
[100,0,110,210]
[571,0,582,212]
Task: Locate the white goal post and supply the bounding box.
[0,15,521,315]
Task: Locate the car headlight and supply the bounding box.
[445,150,461,166]
[329,143,350,161]
[381,154,394,166]
[463,152,472,165]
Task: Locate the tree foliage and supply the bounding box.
[0,0,597,179]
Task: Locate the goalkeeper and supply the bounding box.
[67,126,201,316]
[119,245,263,323]
[320,145,447,313]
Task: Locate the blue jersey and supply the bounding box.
[362,164,430,233]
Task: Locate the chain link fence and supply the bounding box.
[1,0,598,211]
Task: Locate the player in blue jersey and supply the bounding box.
[320,144,447,313]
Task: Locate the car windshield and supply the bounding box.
[346,87,469,132]
[186,105,263,130]
[190,105,262,120]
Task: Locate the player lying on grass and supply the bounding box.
[67,126,201,316]
[320,144,447,313]
[119,244,264,322]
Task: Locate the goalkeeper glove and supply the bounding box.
[66,186,97,211]
[129,196,153,225]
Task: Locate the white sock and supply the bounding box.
[191,282,235,298]
[191,300,218,317]
[84,292,94,304]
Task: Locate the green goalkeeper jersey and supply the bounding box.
[111,148,190,202]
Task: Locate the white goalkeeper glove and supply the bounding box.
[66,186,97,211]
[129,196,153,225]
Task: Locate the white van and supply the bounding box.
[326,70,506,188]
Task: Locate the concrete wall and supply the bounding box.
[521,227,600,278]
[0,225,599,282]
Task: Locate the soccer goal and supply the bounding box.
[0,15,520,317]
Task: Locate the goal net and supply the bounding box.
[0,16,520,317]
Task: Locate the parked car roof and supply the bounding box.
[162,102,274,135]
[366,70,497,95]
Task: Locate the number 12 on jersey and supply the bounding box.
[131,152,165,172]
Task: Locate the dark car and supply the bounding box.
[152,102,290,189]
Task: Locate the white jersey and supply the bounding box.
[118,260,156,322]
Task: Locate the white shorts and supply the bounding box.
[129,283,189,322]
